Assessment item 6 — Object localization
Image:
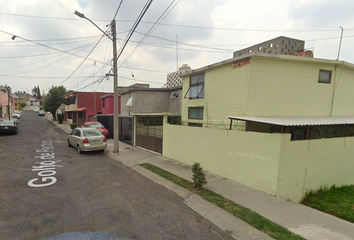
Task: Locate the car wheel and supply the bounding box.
[77,145,82,154]
[67,139,71,147]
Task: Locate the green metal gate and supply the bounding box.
[136,116,163,154]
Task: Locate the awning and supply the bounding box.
[228,116,354,127]
[74,107,86,112]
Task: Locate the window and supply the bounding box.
[102,98,105,107]
[269,43,273,48]
[318,70,332,84]
[185,73,205,99]
[188,107,203,119]
[170,92,179,98]
[126,97,133,106]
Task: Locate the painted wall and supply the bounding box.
[182,56,354,125]
[331,65,354,116]
[277,136,354,202]
[182,63,249,126]
[101,96,113,115]
[163,123,283,195]
[77,92,108,112]
[247,57,336,116]
[120,89,182,117]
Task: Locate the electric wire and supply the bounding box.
[119,0,178,68]
[116,0,154,61]
[1,12,353,32]
[56,32,108,86]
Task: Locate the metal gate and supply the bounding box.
[120,117,133,145]
[136,116,163,154]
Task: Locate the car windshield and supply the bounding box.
[14,112,20,114]
[1,121,14,126]
[89,123,104,128]
[83,129,101,137]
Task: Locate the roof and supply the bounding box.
[228,116,354,126]
[74,107,86,112]
[180,53,354,77]
[100,93,114,99]
[120,86,182,95]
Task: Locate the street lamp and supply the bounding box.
[74,11,119,153]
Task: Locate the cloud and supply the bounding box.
[0,0,354,94]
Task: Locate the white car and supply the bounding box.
[11,111,21,119]
[67,127,107,154]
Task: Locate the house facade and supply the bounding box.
[121,86,182,153]
[63,91,108,127]
[0,86,13,118]
[162,53,354,202]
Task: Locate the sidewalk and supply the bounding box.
[47,116,354,240]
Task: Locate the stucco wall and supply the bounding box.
[246,57,336,116]
[277,136,354,202]
[163,123,283,195]
[121,90,182,116]
[182,63,249,126]
[101,96,114,115]
[331,65,354,116]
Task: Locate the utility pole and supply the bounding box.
[93,61,96,117]
[112,19,119,153]
[6,85,10,120]
[74,10,119,153]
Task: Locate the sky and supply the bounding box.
[0,0,353,95]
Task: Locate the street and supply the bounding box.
[0,111,234,240]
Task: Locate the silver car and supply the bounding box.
[67,127,107,154]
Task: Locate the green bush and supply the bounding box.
[192,162,207,189]
[57,113,64,124]
[70,123,77,130]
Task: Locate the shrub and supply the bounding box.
[57,113,64,124]
[70,123,77,130]
[191,162,207,189]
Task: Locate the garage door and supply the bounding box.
[136,116,163,154]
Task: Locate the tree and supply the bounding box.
[43,86,67,121]
[32,85,41,99]
[37,85,41,99]
[191,162,207,189]
[20,102,26,110]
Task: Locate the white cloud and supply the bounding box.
[0,0,353,94]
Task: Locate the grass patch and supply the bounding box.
[301,185,354,223]
[140,163,306,240]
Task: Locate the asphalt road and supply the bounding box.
[0,111,234,240]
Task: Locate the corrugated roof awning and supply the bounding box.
[228,116,354,127]
[74,107,86,112]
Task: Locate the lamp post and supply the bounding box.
[74,11,119,153]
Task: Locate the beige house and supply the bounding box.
[121,87,182,154]
[161,52,354,202]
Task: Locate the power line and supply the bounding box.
[112,0,124,20]
[1,11,353,32]
[119,0,179,68]
[56,33,108,86]
[116,0,154,61]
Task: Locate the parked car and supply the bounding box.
[67,127,107,154]
[82,121,109,138]
[11,111,21,119]
[0,120,19,135]
[38,110,45,116]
